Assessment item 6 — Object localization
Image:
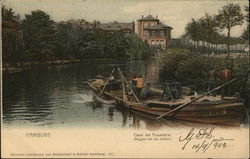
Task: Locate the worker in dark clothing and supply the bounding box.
[143,82,152,99]
[207,69,216,95]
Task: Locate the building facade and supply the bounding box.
[93,21,135,34]
[137,15,172,50]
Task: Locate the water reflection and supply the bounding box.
[3,60,212,130]
[121,110,128,127]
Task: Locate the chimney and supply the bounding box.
[142,15,144,18]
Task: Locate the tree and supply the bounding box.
[93,31,129,58]
[185,18,203,47]
[241,26,249,41]
[200,13,219,48]
[125,34,155,59]
[216,3,244,56]
[2,6,24,64]
[184,16,220,52]
[54,22,98,60]
[241,6,249,40]
[22,10,56,61]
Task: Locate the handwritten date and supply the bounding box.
[179,128,234,153]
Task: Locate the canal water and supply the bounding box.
[2,60,211,130]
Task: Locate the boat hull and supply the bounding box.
[87,82,247,126]
[127,103,246,126]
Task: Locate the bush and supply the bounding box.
[159,48,249,95]
[159,48,209,82]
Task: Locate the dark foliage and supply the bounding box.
[2,7,154,65]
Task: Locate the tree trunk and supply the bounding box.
[227,28,231,57]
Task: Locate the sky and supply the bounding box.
[3,0,249,38]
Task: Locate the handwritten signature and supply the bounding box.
[179,128,234,153]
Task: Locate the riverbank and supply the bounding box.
[2,58,127,73]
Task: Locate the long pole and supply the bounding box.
[156,77,238,119]
[118,68,140,103]
[98,67,115,97]
[118,68,127,102]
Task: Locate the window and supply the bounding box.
[160,31,164,37]
[156,40,159,45]
[144,23,148,27]
[144,30,149,36]
[151,22,155,26]
[160,40,164,45]
[151,31,155,37]
[151,40,155,45]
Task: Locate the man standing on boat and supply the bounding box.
[220,68,232,96]
[133,75,144,97]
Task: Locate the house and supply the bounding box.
[93,21,135,34]
[136,14,173,50]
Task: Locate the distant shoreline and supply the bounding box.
[2,58,129,73]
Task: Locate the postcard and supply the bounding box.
[1,0,249,158]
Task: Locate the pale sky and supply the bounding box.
[3,0,249,38]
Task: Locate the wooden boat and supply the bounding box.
[125,101,245,126]
[87,73,247,126]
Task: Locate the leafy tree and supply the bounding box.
[3,8,155,63]
[22,10,56,61]
[216,3,244,55]
[184,16,220,52]
[200,13,219,48]
[93,31,129,58]
[54,22,98,60]
[241,26,249,41]
[125,34,154,59]
[2,6,24,64]
[241,6,249,40]
[185,18,203,47]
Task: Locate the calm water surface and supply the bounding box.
[3,60,229,130]
[3,60,208,130]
